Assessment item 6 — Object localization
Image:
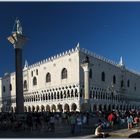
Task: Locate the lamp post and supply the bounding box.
[7,19,28,113]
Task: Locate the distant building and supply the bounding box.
[0,44,140,112]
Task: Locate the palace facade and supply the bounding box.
[0,43,140,112]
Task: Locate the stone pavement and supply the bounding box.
[109,127,140,138]
[0,126,139,138]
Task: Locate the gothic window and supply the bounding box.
[31,71,33,77]
[48,93,50,100]
[24,80,27,89]
[80,89,83,98]
[60,91,63,99]
[33,77,37,86]
[93,91,95,99]
[64,91,66,98]
[113,75,116,84]
[46,73,51,82]
[127,80,130,87]
[46,94,48,100]
[89,69,92,79]
[57,92,59,99]
[71,89,74,97]
[51,93,53,100]
[121,80,124,87]
[61,68,67,79]
[3,86,5,92]
[10,84,12,91]
[101,72,105,82]
[67,90,70,98]
[75,89,78,97]
[134,84,136,91]
[54,92,56,99]
[36,69,38,75]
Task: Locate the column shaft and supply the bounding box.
[15,48,24,113]
[84,70,89,100]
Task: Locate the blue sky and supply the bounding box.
[0,2,140,76]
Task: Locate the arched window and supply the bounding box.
[113,75,116,84]
[61,68,67,79]
[10,84,12,91]
[127,80,130,87]
[46,73,51,82]
[31,71,33,77]
[33,77,37,86]
[3,86,5,92]
[101,72,105,82]
[134,83,136,91]
[23,80,27,89]
[121,80,124,87]
[36,69,38,75]
[89,69,92,79]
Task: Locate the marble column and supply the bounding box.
[81,63,90,112]
[7,32,27,113]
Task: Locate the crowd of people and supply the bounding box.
[94,109,140,137]
[0,109,140,137]
[0,111,90,134]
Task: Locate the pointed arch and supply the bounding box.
[113,75,116,84]
[46,72,51,82]
[33,77,37,86]
[61,68,67,79]
[101,71,105,82]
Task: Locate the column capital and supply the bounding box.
[7,32,28,49]
[81,63,90,72]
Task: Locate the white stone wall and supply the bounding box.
[26,49,80,93]
[79,50,140,98]
[0,46,140,112]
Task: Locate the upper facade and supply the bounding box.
[0,44,140,101]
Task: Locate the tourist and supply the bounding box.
[108,112,114,128]
[69,112,76,134]
[127,114,133,129]
[133,116,139,127]
[95,124,105,138]
[26,113,33,131]
[76,113,82,133]
[49,114,55,132]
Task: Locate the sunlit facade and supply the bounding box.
[0,44,140,112]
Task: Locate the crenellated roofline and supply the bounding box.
[2,42,140,78]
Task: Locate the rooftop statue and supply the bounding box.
[16,19,22,35]
[82,56,90,63]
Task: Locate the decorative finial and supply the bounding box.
[119,56,125,67]
[76,42,80,48]
[24,60,28,69]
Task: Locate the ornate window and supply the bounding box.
[134,84,136,91]
[3,86,5,92]
[89,69,92,79]
[61,68,67,79]
[10,84,12,91]
[46,73,51,82]
[23,80,27,89]
[33,77,37,86]
[127,80,130,87]
[113,75,116,84]
[36,69,38,75]
[121,80,124,87]
[31,71,33,77]
[101,72,105,82]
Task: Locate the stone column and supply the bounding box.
[81,63,90,112]
[7,32,27,113]
[81,63,90,101]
